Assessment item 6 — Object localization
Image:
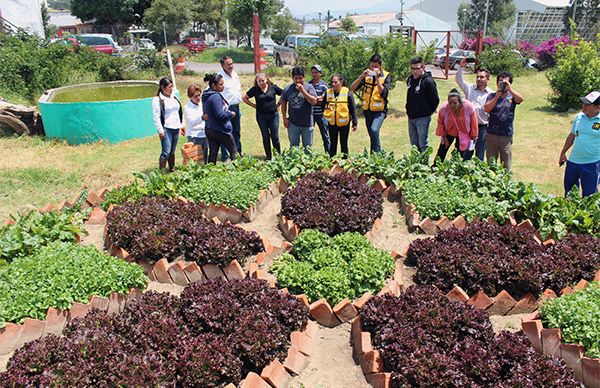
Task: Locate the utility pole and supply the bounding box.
[318,12,322,33]
[225,0,231,48]
[483,0,490,37]
[572,0,577,21]
[327,10,330,31]
[400,0,404,25]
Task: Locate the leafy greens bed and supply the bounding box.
[106,197,263,266]
[102,157,274,211]
[280,172,383,235]
[271,229,394,305]
[406,222,600,299]
[0,242,147,326]
[360,287,579,387]
[541,282,600,358]
[0,278,308,387]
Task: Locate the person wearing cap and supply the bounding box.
[456,58,493,161]
[483,71,524,171]
[558,90,600,197]
[434,88,479,164]
[309,65,331,153]
[350,54,392,153]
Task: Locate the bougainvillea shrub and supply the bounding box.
[280,172,383,235]
[0,278,309,386]
[406,222,600,299]
[106,196,263,265]
[541,282,600,358]
[271,229,394,305]
[360,287,579,387]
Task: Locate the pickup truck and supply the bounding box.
[274,35,321,66]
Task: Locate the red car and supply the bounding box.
[77,34,122,55]
[180,38,207,53]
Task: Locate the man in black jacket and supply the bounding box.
[406,56,440,156]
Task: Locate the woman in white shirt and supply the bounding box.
[184,83,208,164]
[152,77,183,171]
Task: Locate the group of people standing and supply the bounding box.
[151,53,598,197]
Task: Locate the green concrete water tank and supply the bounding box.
[38,80,166,145]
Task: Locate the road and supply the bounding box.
[186,61,256,75]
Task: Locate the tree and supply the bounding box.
[191,0,225,37]
[71,0,140,25]
[270,8,301,44]
[143,0,192,44]
[456,2,472,32]
[563,0,600,40]
[41,3,58,38]
[339,17,358,34]
[460,0,516,38]
[228,0,283,46]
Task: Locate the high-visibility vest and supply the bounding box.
[362,70,389,112]
[323,87,351,126]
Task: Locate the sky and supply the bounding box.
[283,0,384,16]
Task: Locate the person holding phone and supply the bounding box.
[281,66,318,148]
[558,91,600,197]
[483,71,524,171]
[350,54,392,153]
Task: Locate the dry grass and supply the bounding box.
[0,71,573,218]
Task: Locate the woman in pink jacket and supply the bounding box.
[434,88,479,164]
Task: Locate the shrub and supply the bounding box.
[266,146,333,183]
[406,222,600,298]
[1,278,309,386]
[546,33,600,111]
[106,197,263,265]
[271,229,394,305]
[541,282,600,358]
[281,171,383,235]
[534,35,573,68]
[478,45,526,76]
[0,241,147,325]
[360,287,579,387]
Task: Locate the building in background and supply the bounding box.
[0,0,45,37]
[48,11,94,35]
[511,0,570,43]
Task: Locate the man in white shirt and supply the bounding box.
[218,56,243,160]
[456,59,494,161]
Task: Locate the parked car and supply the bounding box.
[133,38,156,51]
[180,38,207,53]
[434,49,476,70]
[77,34,122,55]
[512,49,543,71]
[274,35,321,66]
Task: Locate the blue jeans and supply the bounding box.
[187,136,209,164]
[408,116,431,154]
[220,104,241,161]
[314,115,330,153]
[160,128,179,159]
[564,160,600,197]
[256,111,281,160]
[475,124,487,161]
[364,111,386,153]
[288,123,313,148]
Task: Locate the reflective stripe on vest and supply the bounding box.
[362,70,388,112]
[324,87,350,126]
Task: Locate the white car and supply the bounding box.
[134,38,156,51]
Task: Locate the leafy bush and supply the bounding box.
[547,33,600,111]
[406,222,600,298]
[0,241,147,325]
[266,147,333,184]
[102,158,274,211]
[271,229,394,305]
[360,287,579,387]
[1,278,308,386]
[478,45,527,76]
[534,35,573,68]
[0,196,88,266]
[541,282,600,358]
[106,197,263,265]
[281,171,383,235]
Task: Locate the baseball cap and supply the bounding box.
[311,65,323,73]
[580,91,600,105]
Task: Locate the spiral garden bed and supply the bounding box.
[1,149,599,386]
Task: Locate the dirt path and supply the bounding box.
[239,192,285,247]
[290,323,369,388]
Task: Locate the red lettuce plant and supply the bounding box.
[281,172,383,235]
[1,278,309,387]
[360,287,579,387]
[107,196,263,266]
[406,222,600,298]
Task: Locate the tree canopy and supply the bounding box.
[70,0,148,25]
[228,0,283,44]
[143,0,192,43]
[270,8,301,44]
[457,0,516,38]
